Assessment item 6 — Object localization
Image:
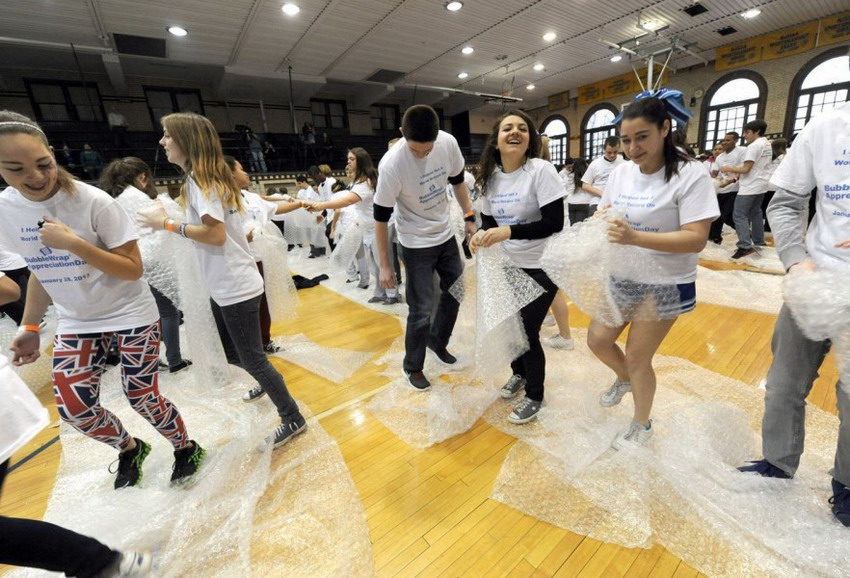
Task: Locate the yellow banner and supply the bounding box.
[819,11,850,46]
[602,73,638,100]
[577,68,668,106]
[762,22,819,61]
[548,91,570,111]
[577,83,604,106]
[715,39,763,71]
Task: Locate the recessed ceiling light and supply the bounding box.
[741,8,761,18]
[461,46,474,55]
[611,54,623,62]
[641,20,662,31]
[457,72,469,79]
[543,32,556,42]
[446,1,463,11]
[282,3,300,15]
[533,63,545,71]
[167,26,188,37]
[526,84,535,90]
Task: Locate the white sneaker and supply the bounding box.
[542,314,556,327]
[612,420,653,450]
[600,379,632,407]
[117,551,152,577]
[545,334,574,350]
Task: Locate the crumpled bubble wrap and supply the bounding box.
[253,223,299,322]
[696,265,783,315]
[0,307,57,393]
[542,212,684,327]
[330,220,364,276]
[278,210,313,246]
[700,233,785,274]
[488,330,850,577]
[270,333,375,384]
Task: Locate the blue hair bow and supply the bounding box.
[613,88,693,126]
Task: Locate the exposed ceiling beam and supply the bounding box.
[276,0,343,72]
[227,0,264,67]
[102,53,128,95]
[351,83,395,109]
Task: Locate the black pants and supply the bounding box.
[567,204,596,226]
[0,460,119,577]
[510,269,558,402]
[709,192,737,242]
[0,267,29,324]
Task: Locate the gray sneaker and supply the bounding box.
[500,374,526,399]
[612,420,653,450]
[508,397,542,424]
[270,413,307,448]
[242,384,266,403]
[600,379,632,407]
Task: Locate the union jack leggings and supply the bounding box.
[52,322,190,452]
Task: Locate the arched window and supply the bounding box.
[700,72,766,152]
[581,104,617,160]
[541,116,569,166]
[787,49,850,135]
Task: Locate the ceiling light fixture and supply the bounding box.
[641,19,663,31]
[610,54,623,62]
[446,1,463,11]
[741,8,761,19]
[533,63,545,71]
[526,84,535,90]
[167,26,188,37]
[461,46,474,55]
[281,3,300,15]
[543,32,556,42]
[457,72,469,79]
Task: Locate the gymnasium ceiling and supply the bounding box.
[0,0,845,115]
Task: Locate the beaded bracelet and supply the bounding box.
[178,222,188,238]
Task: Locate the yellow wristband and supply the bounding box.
[20,324,40,333]
[164,219,179,233]
[464,209,474,218]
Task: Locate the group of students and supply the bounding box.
[0,84,848,575]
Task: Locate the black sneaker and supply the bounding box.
[111,438,151,489]
[383,297,401,305]
[829,478,850,527]
[170,441,206,486]
[737,459,792,479]
[269,413,307,448]
[402,369,431,391]
[242,384,266,403]
[263,342,282,354]
[731,247,756,260]
[427,345,457,365]
[368,296,386,304]
[168,359,193,374]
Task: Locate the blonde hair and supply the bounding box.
[160,112,242,211]
[0,110,77,194]
[318,164,332,177]
[539,135,551,162]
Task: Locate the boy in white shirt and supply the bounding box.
[709,133,746,244]
[721,119,772,258]
[580,136,625,219]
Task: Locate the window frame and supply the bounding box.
[540,114,570,166]
[143,86,205,130]
[581,103,618,160]
[311,98,348,130]
[370,103,400,132]
[24,79,105,123]
[784,47,850,137]
[698,70,766,153]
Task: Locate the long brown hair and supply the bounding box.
[348,147,378,190]
[100,157,158,199]
[474,109,540,196]
[0,110,77,194]
[160,112,242,210]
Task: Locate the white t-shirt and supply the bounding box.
[0,182,158,333]
[241,190,277,262]
[350,181,376,235]
[770,102,850,268]
[480,158,565,269]
[559,168,576,203]
[738,137,773,196]
[715,148,746,193]
[602,160,720,284]
[446,170,476,201]
[0,247,27,270]
[375,130,466,249]
[0,352,50,464]
[581,155,626,203]
[183,177,264,306]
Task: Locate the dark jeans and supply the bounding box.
[400,238,463,373]
[567,204,596,226]
[510,269,558,402]
[150,285,182,366]
[256,262,272,346]
[0,266,29,324]
[210,295,299,419]
[0,461,119,578]
[709,192,737,242]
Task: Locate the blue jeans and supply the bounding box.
[150,285,182,366]
[400,238,463,373]
[733,193,765,249]
[210,296,299,419]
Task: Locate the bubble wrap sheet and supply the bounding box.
[253,223,299,321]
[542,214,683,327]
[8,365,373,577]
[329,220,364,276]
[278,211,313,246]
[487,329,850,577]
[270,333,375,384]
[0,308,57,393]
[696,265,783,315]
[699,231,784,274]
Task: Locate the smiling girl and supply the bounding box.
[0,110,203,489]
